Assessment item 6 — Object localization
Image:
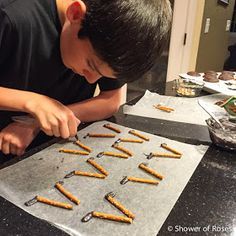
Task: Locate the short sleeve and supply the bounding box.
[0,9,15,65]
[98,77,126,91]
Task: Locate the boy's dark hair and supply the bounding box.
[79,0,172,82]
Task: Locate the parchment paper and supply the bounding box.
[123,91,227,126]
[0,121,208,236]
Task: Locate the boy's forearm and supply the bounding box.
[0,85,122,127]
[68,97,120,122]
[0,87,39,112]
[68,89,123,122]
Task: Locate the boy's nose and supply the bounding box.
[82,70,102,83]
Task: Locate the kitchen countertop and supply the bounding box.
[0,83,235,236]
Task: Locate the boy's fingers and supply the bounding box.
[52,125,60,137]
[68,117,80,137]
[42,128,53,136]
[9,144,17,156]
[59,123,70,139]
[76,118,80,126]
[16,148,24,156]
[39,118,53,136]
[1,141,10,155]
[0,137,2,152]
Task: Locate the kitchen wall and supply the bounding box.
[196,0,235,72]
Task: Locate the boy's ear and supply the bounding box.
[66,0,86,24]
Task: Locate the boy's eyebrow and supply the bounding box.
[87,59,104,77]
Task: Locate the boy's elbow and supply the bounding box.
[100,88,124,116]
[110,101,121,114]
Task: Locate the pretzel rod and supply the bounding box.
[55,183,80,205]
[103,124,121,133]
[155,104,174,111]
[155,107,172,113]
[112,144,133,156]
[36,196,73,210]
[106,195,135,219]
[128,130,149,141]
[119,138,143,143]
[103,151,129,159]
[87,158,108,176]
[92,211,132,224]
[74,140,92,153]
[152,152,181,159]
[59,149,89,155]
[87,133,116,138]
[138,163,164,180]
[74,171,105,179]
[160,143,182,156]
[153,105,174,112]
[127,176,159,185]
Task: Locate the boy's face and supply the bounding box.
[60,34,116,84]
[59,1,116,84]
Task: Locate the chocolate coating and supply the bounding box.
[203,74,219,83]
[219,73,234,81]
[187,71,201,77]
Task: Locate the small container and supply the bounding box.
[175,78,204,97]
[219,96,236,116]
[206,118,236,151]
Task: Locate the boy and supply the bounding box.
[0,0,172,157]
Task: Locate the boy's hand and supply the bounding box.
[25,95,80,138]
[0,122,40,156]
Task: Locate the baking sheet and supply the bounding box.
[123,91,227,126]
[0,121,208,236]
[179,73,236,96]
